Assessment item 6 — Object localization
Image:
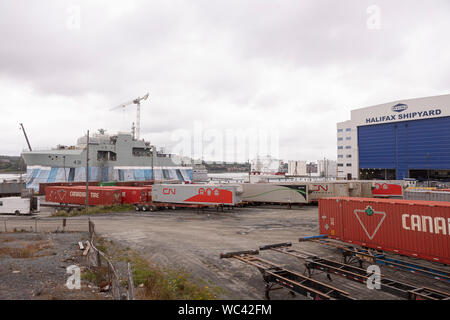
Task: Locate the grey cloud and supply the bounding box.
[0,0,449,161]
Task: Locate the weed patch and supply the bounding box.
[0,240,53,258]
[91,236,222,300]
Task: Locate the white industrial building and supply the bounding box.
[287,160,307,176]
[336,120,359,179]
[317,159,337,178]
[337,94,450,180]
[251,155,282,173]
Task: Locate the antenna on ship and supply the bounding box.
[110,92,149,140]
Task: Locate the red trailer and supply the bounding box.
[45,186,122,206]
[39,181,99,195]
[102,186,152,205]
[371,182,403,197]
[319,197,450,264]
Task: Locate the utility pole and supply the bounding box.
[248,159,251,183]
[151,146,155,181]
[63,156,67,182]
[85,130,90,211]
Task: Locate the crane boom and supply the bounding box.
[19,123,32,151]
[110,93,149,140]
[110,99,135,111]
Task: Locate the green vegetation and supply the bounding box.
[92,236,223,300]
[0,156,25,173]
[203,161,250,173]
[0,240,53,258]
[81,267,109,286]
[51,204,135,217]
[126,251,222,300]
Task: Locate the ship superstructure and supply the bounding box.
[22,130,193,191]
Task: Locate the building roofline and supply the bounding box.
[352,93,450,113]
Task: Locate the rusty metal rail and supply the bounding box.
[305,257,450,300]
[408,287,450,300]
[259,242,317,260]
[303,238,450,283]
[260,242,450,300]
[220,250,354,300]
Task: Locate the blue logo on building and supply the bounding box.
[392,103,408,112]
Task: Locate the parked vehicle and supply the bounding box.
[0,196,40,215]
[240,183,308,204]
[151,184,242,206]
[45,186,122,206]
[103,186,152,205]
[306,182,349,202]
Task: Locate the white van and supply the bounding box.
[0,196,40,215]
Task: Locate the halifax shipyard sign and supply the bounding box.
[365,103,442,124]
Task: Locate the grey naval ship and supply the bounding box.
[22,130,195,191]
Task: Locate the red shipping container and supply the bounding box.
[371,182,403,197]
[39,181,99,195]
[115,180,155,187]
[319,197,450,264]
[101,186,152,204]
[45,186,122,206]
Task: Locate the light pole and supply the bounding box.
[248,159,251,183]
[85,130,90,211]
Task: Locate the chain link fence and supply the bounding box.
[1,216,89,233]
[86,219,135,300]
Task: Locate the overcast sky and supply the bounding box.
[0,0,449,162]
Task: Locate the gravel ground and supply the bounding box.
[1,205,449,300]
[0,232,111,300]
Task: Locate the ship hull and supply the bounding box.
[21,131,195,191]
[26,165,193,191]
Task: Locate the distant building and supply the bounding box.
[336,120,358,179]
[337,94,450,180]
[287,160,307,176]
[306,162,318,175]
[281,162,288,173]
[251,155,282,173]
[317,159,337,178]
